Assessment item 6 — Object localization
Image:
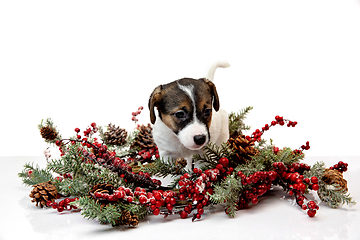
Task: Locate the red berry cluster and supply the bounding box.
[272,162,319,217]
[91,186,137,203]
[249,115,298,142]
[74,122,98,138]
[174,157,237,220]
[303,200,319,217]
[56,123,161,189]
[236,170,278,209]
[90,184,181,218]
[329,161,348,173]
[177,168,219,220]
[132,106,144,124]
[132,146,160,163]
[248,115,309,156]
[300,141,310,151]
[146,189,178,216]
[46,198,79,212]
[55,173,73,182]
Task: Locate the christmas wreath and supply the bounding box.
[19,106,356,227]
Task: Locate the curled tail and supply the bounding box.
[204,60,230,81]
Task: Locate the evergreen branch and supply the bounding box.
[228,106,253,136]
[234,160,265,177]
[209,174,242,217]
[18,163,54,186]
[318,183,356,208]
[74,196,148,226]
[75,196,122,225]
[140,158,190,178]
[117,201,148,220]
[303,161,326,180]
[56,178,91,196]
[193,142,235,169]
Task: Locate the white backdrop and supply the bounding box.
[1,0,360,157]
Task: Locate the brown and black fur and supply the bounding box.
[149,78,219,135]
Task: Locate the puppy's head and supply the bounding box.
[149,78,219,150]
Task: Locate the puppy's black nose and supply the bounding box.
[194,135,206,146]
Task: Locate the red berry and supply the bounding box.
[57,206,64,212]
[154,192,162,200]
[219,157,229,168]
[198,208,204,215]
[75,128,80,133]
[307,209,316,218]
[312,184,319,191]
[307,201,317,210]
[139,195,147,204]
[311,176,318,184]
[180,211,188,219]
[153,208,160,215]
[216,164,223,171]
[46,200,53,207]
[290,173,298,182]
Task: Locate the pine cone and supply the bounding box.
[115,211,139,226]
[131,124,156,149]
[175,157,187,173]
[322,169,348,192]
[227,133,259,166]
[104,124,128,146]
[40,126,58,141]
[29,181,57,207]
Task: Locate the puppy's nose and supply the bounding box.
[194,134,206,146]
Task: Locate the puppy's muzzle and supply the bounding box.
[194,134,207,146]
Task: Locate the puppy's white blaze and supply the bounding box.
[177,83,195,104]
[177,120,208,150]
[176,83,209,150]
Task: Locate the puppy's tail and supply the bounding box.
[204,60,230,81]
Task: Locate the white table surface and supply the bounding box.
[2,156,359,240]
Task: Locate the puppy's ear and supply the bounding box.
[203,79,220,111]
[148,85,163,124]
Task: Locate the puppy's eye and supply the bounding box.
[204,108,212,117]
[174,110,187,121]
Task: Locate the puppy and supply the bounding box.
[148,61,230,168]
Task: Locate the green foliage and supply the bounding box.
[56,178,91,196]
[46,141,123,195]
[318,183,356,208]
[19,111,358,227]
[47,141,83,177]
[228,106,253,136]
[75,196,122,226]
[193,142,235,169]
[74,197,148,226]
[18,163,54,186]
[140,157,190,178]
[254,145,304,172]
[304,161,356,208]
[209,174,242,218]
